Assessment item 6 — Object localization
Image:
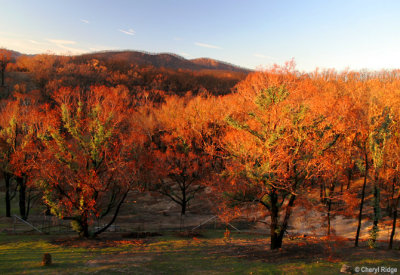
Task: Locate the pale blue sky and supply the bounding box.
[1,0,400,71]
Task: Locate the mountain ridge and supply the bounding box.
[8,49,251,73]
[76,50,251,73]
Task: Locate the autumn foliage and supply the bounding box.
[21,86,147,237]
[3,53,400,252]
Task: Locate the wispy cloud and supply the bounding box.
[88,45,120,52]
[180,52,191,58]
[0,33,88,55]
[47,39,76,45]
[80,19,90,24]
[29,40,41,45]
[46,39,86,54]
[253,53,274,59]
[194,42,221,49]
[174,37,183,41]
[119,28,135,36]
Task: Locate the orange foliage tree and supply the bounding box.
[0,92,41,219]
[26,86,147,237]
[215,64,336,249]
[151,95,225,217]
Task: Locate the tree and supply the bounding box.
[311,70,369,238]
[0,92,40,219]
[216,66,332,249]
[385,133,400,249]
[151,95,222,217]
[0,49,12,87]
[0,135,12,217]
[28,86,147,237]
[153,138,209,216]
[368,106,391,248]
[370,73,400,249]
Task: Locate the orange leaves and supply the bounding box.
[14,85,149,230]
[7,54,400,240]
[147,93,222,214]
[0,92,42,179]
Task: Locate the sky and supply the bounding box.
[1,0,400,71]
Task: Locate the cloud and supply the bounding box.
[80,19,90,24]
[119,28,135,35]
[195,42,221,49]
[180,52,191,58]
[46,39,86,54]
[47,39,77,45]
[29,40,41,45]
[88,45,120,52]
[253,53,274,59]
[0,33,89,55]
[89,47,104,52]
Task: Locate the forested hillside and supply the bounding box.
[1,49,400,251]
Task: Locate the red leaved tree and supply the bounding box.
[150,95,224,217]
[28,86,148,237]
[213,64,336,249]
[0,92,41,219]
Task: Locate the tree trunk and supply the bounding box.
[1,66,4,86]
[79,214,89,238]
[388,179,396,217]
[178,182,188,231]
[389,196,399,249]
[278,193,296,241]
[270,216,282,249]
[320,182,324,202]
[45,205,51,216]
[389,210,397,250]
[327,182,335,236]
[327,197,332,236]
[181,183,187,216]
[4,172,11,217]
[93,190,129,236]
[355,150,368,247]
[370,183,380,247]
[181,200,186,216]
[271,229,283,249]
[269,192,282,250]
[346,167,352,190]
[26,189,32,218]
[269,193,296,250]
[17,176,27,220]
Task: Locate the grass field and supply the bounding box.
[1,230,400,274]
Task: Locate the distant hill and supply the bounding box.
[8,49,250,96]
[77,51,251,73]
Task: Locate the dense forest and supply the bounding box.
[1,48,400,251]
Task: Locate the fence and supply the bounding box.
[12,215,75,234]
[10,213,258,235]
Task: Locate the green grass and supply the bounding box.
[0,231,399,274]
[0,234,92,274]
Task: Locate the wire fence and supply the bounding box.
[11,214,259,235]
